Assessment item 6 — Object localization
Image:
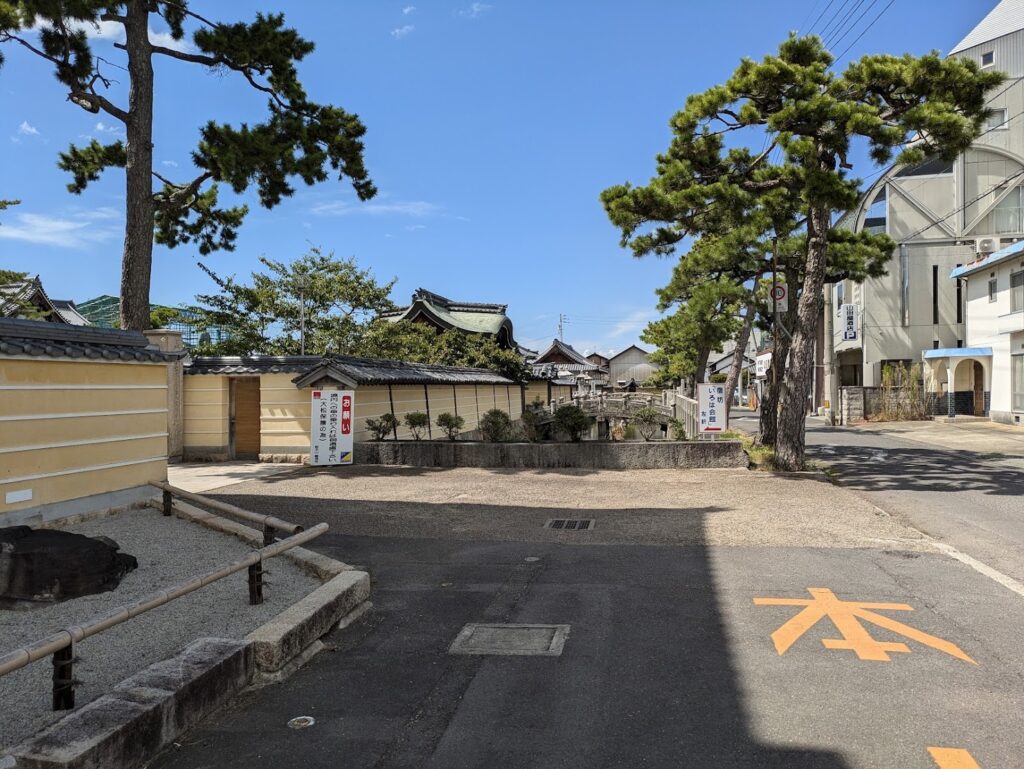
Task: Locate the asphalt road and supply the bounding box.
[733,413,1024,585]
[147,466,1024,769]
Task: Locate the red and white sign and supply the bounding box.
[310,390,355,466]
[770,281,789,313]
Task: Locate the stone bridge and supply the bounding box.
[531,394,675,426]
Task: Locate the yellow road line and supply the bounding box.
[928,747,982,768]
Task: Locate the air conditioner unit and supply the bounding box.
[976,237,998,254]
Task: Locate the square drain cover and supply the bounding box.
[448,623,570,656]
[544,518,594,531]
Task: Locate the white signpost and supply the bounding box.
[310,389,355,466]
[755,352,773,379]
[771,281,789,313]
[841,303,859,341]
[697,382,728,436]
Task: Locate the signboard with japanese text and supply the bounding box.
[698,382,728,434]
[841,303,859,341]
[755,352,772,379]
[310,390,354,466]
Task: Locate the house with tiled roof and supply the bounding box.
[0,276,89,325]
[378,288,518,349]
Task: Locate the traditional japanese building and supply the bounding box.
[378,288,518,349]
[0,276,90,325]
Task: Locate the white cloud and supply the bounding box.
[0,209,121,248]
[391,24,415,39]
[312,199,438,217]
[148,28,195,53]
[161,160,179,167]
[457,2,492,18]
[94,121,121,134]
[405,224,427,231]
[608,309,659,338]
[18,121,39,136]
[403,5,417,14]
[34,16,194,52]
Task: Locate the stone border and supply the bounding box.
[4,505,371,768]
[356,439,749,470]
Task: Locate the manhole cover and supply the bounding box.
[544,518,594,531]
[287,716,315,729]
[448,623,570,656]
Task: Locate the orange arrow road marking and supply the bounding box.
[753,588,975,663]
[928,747,982,768]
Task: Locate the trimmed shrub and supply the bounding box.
[554,404,590,442]
[668,418,686,441]
[403,411,430,440]
[479,408,513,442]
[366,413,399,440]
[520,408,549,442]
[436,412,465,441]
[632,406,661,441]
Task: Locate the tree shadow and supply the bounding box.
[150,494,850,769]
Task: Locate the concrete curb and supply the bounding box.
[247,570,371,673]
[8,638,252,769]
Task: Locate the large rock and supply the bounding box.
[0,527,137,604]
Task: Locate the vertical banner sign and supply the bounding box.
[698,382,728,435]
[841,303,859,341]
[310,390,355,466]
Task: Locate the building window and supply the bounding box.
[993,188,1024,233]
[984,108,1008,131]
[956,273,963,323]
[982,51,995,67]
[1012,270,1024,312]
[1014,355,1024,411]
[932,264,939,325]
[989,277,998,302]
[933,340,940,349]
[895,157,954,177]
[836,281,845,311]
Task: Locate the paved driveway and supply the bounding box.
[152,465,1024,769]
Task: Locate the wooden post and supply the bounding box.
[162,488,172,516]
[52,643,74,710]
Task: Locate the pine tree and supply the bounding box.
[603,35,1001,468]
[0,3,376,330]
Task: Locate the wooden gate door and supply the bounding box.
[231,377,261,458]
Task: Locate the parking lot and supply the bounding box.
[153,465,1024,768]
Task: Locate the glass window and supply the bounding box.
[895,157,954,177]
[984,108,1008,131]
[989,277,998,302]
[982,51,995,67]
[1014,355,1024,411]
[993,188,1023,234]
[1012,271,1024,312]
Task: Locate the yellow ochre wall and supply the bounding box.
[0,357,168,518]
[183,374,229,460]
[260,373,310,457]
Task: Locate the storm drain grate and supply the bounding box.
[544,518,594,531]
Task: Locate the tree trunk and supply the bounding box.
[120,3,155,331]
[688,344,711,398]
[775,200,831,470]
[724,301,755,421]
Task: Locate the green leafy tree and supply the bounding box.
[435,412,465,441]
[190,247,394,355]
[0,4,375,331]
[553,404,590,442]
[403,411,429,440]
[365,413,398,441]
[148,306,181,329]
[479,409,513,442]
[519,405,549,443]
[603,35,999,468]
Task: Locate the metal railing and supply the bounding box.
[0,486,325,711]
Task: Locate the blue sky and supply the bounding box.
[0,0,991,355]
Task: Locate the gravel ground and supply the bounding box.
[207,465,931,551]
[0,506,321,750]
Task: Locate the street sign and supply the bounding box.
[841,303,859,341]
[755,352,772,379]
[770,281,788,313]
[697,382,727,434]
[310,390,354,466]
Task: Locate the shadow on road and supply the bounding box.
[151,491,850,769]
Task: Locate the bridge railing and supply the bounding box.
[662,388,699,438]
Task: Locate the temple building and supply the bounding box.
[378,288,518,349]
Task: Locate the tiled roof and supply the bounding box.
[531,362,604,379]
[0,318,183,362]
[186,354,514,386]
[379,288,515,339]
[533,339,595,366]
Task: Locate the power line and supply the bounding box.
[902,168,1024,241]
[822,0,863,46]
[806,0,839,35]
[798,0,826,33]
[828,0,879,50]
[833,0,897,63]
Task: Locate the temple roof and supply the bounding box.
[379,288,516,346]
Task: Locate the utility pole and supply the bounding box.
[823,282,837,425]
[558,313,565,341]
[295,274,310,356]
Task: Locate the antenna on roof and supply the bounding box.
[558,313,565,341]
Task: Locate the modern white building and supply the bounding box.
[833,0,1024,413]
[608,345,658,387]
[933,241,1024,425]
